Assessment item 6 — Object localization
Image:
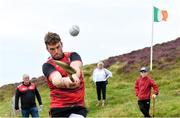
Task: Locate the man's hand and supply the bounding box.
[63,75,80,89]
[39,105,43,112]
[15,109,20,113]
[152,94,157,99]
[71,74,80,85]
[50,70,81,89]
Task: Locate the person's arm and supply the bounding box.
[70,52,82,78]
[15,88,20,110]
[49,70,75,88]
[69,52,83,87]
[92,69,97,83]
[150,78,159,98]
[70,60,82,78]
[34,86,42,105]
[42,63,73,88]
[35,86,43,112]
[104,69,112,80]
[135,79,139,97]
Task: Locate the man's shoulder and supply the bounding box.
[42,61,56,78]
[70,52,81,57]
[147,75,153,80]
[136,77,141,81]
[29,83,36,90]
[17,83,23,89]
[42,62,55,71]
[43,62,53,68]
[69,52,82,62]
[31,83,36,87]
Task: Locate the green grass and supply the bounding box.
[0,62,180,117]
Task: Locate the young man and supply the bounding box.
[15,74,43,118]
[42,32,87,117]
[92,61,112,107]
[135,67,159,117]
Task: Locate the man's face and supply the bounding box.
[140,71,148,77]
[47,42,63,60]
[23,76,30,85]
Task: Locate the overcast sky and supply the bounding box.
[0,0,179,86]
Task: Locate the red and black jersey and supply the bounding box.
[15,82,42,110]
[42,52,85,108]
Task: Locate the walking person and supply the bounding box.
[15,74,43,118]
[92,61,112,107]
[42,32,87,117]
[135,67,159,117]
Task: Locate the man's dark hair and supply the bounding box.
[44,32,61,45]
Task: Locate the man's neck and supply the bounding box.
[52,53,64,60]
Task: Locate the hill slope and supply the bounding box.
[0,37,180,117]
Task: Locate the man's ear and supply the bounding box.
[60,42,63,48]
[46,46,50,52]
[46,45,48,50]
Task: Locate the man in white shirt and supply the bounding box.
[92,61,112,107]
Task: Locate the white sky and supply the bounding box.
[0,0,179,86]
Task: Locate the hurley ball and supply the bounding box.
[69,25,80,37]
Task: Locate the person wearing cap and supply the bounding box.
[135,67,159,117]
[15,74,43,118]
[92,61,112,107]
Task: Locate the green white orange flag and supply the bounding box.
[154,7,168,22]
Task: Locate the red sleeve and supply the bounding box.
[135,79,139,96]
[150,78,159,95]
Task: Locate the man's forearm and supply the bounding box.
[70,60,82,78]
[50,71,65,88]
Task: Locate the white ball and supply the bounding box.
[69,25,80,37]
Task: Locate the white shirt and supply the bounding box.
[92,68,112,82]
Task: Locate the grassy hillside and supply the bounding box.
[0,38,180,117]
[0,61,180,117]
[83,61,180,117]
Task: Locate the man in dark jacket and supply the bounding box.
[135,67,159,117]
[15,74,43,118]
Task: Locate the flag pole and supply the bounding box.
[150,6,154,71]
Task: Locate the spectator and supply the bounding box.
[15,74,42,118]
[135,67,159,117]
[92,61,112,106]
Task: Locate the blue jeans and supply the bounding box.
[21,107,39,118]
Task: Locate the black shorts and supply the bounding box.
[49,106,88,117]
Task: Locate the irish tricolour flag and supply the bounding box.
[154,7,168,22]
